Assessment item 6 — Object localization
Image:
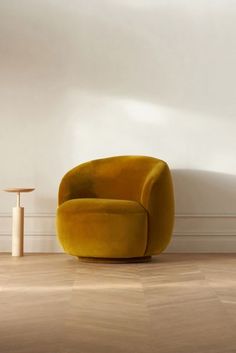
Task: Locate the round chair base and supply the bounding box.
[78,256,152,264]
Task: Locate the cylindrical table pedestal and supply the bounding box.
[12,207,24,257]
[3,188,35,257]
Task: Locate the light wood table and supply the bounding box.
[3,188,35,256]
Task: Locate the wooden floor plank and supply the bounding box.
[0,253,236,353]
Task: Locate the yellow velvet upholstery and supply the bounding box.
[56,156,174,259]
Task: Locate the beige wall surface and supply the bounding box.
[1,0,236,251]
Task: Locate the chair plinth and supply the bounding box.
[78,256,152,264]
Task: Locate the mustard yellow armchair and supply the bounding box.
[56,156,174,262]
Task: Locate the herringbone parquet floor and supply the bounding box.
[0,253,236,353]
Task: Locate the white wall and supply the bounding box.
[1,0,236,252]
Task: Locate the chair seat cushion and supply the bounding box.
[56,198,148,258]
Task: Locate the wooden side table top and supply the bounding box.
[3,188,35,193]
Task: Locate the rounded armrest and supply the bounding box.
[140,161,175,255]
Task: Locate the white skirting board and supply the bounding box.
[0,234,62,253]
[167,234,236,253]
[0,213,236,253]
[1,234,236,253]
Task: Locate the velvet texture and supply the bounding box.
[56,156,174,259]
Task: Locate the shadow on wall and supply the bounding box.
[172,169,236,215]
[36,168,236,216]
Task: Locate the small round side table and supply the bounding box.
[3,188,35,257]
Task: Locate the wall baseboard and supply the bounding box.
[1,213,236,253]
[167,234,236,253]
[0,234,62,253]
[1,234,236,253]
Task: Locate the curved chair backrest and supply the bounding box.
[59,156,162,204]
[58,155,175,255]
